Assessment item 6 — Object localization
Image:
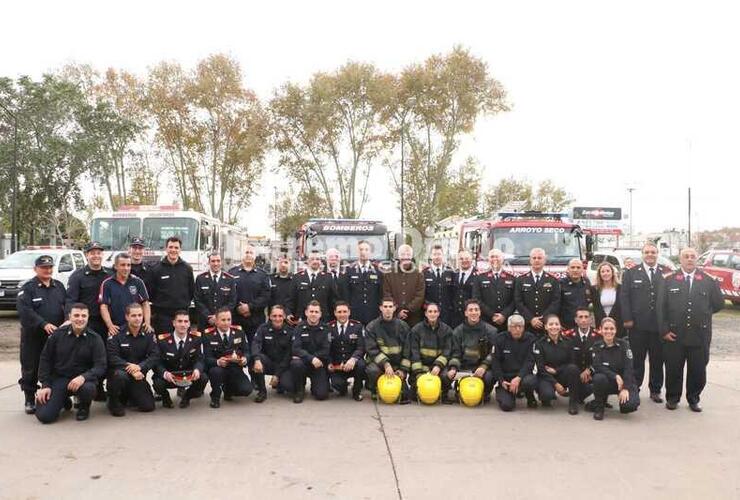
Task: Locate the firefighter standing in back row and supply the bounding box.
[194,253,237,332]
[472,249,516,331]
[658,247,724,412]
[422,245,455,326]
[289,251,335,323]
[269,254,294,311]
[229,245,272,343]
[148,236,195,334]
[17,255,67,415]
[514,248,561,335]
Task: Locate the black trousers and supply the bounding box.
[249,357,294,394]
[365,362,411,400]
[152,374,208,401]
[629,329,664,394]
[290,358,329,400]
[19,327,47,393]
[36,378,96,424]
[592,373,640,412]
[208,365,253,400]
[329,359,366,396]
[107,369,155,412]
[495,375,536,411]
[663,340,707,404]
[534,364,581,405]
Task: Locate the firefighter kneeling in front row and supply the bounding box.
[203,307,253,408]
[408,302,454,404]
[327,301,366,401]
[448,299,498,404]
[490,314,538,411]
[290,301,331,403]
[365,298,412,404]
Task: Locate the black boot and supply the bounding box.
[94,381,107,402]
[161,392,174,408]
[293,390,305,404]
[24,391,36,415]
[254,391,267,403]
[568,400,579,415]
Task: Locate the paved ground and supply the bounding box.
[0,309,738,499]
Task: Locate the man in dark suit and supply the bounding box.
[472,249,516,330]
[658,247,724,412]
[451,251,476,328]
[620,242,669,403]
[514,248,561,335]
[289,251,336,323]
[422,244,455,326]
[340,240,383,325]
[194,253,237,332]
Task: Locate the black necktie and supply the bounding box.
[494,273,499,282]
[310,274,315,285]
[222,333,229,347]
[534,274,539,285]
[177,340,184,354]
[649,267,655,283]
[436,269,440,280]
[459,273,464,285]
[333,271,337,281]
[213,273,218,284]
[340,324,345,336]
[686,274,692,292]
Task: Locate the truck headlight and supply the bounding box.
[733,272,740,290]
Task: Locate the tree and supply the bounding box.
[146,54,270,222]
[271,62,394,218]
[482,177,573,215]
[384,46,509,243]
[270,187,332,241]
[437,156,482,220]
[0,75,91,246]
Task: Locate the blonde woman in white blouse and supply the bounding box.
[591,261,625,337]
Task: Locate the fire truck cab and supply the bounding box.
[294,219,393,266]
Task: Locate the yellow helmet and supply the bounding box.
[377,374,403,404]
[458,376,484,407]
[416,373,441,405]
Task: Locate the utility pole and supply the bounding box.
[399,112,406,241]
[273,186,278,241]
[0,101,18,253]
[687,187,692,246]
[627,187,636,246]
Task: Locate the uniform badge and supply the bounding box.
[626,349,633,359]
[129,285,138,294]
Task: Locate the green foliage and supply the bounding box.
[482,177,573,215]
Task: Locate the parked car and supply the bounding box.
[698,249,740,305]
[0,247,87,311]
[587,249,676,283]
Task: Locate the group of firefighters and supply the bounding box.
[17,235,724,423]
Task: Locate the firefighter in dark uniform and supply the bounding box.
[472,249,516,331]
[269,254,294,310]
[290,301,331,403]
[17,254,66,414]
[203,308,253,408]
[106,302,158,416]
[409,302,455,403]
[364,298,412,403]
[65,241,112,400]
[128,237,152,293]
[422,245,455,325]
[152,311,207,408]
[229,245,272,343]
[340,240,383,325]
[194,253,237,332]
[65,241,112,337]
[589,317,640,420]
[250,305,296,402]
[35,303,107,423]
[563,307,598,405]
[658,247,724,412]
[327,301,365,401]
[490,314,538,411]
[514,248,561,335]
[289,251,335,324]
[450,299,503,404]
[148,236,195,334]
[451,251,477,328]
[559,258,592,330]
[528,314,581,414]
[620,242,668,403]
[326,248,343,298]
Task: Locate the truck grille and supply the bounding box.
[0,280,21,289]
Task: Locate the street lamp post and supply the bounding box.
[627,187,636,246]
[0,101,18,253]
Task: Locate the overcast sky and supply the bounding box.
[2,0,738,237]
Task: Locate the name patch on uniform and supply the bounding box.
[32,297,43,302]
[201,286,210,289]
[369,275,378,280]
[121,344,130,347]
[234,338,242,344]
[160,275,170,280]
[166,352,175,357]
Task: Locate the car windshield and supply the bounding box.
[142,217,199,251]
[0,252,48,269]
[307,234,389,261]
[90,218,141,251]
[492,227,581,264]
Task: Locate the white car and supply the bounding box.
[587,249,676,283]
[0,248,87,310]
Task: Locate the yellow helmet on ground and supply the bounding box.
[416,373,441,405]
[458,376,484,407]
[377,374,403,404]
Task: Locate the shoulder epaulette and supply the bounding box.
[349,319,360,325]
[190,330,201,337]
[563,328,575,338]
[204,326,216,334]
[231,324,242,331]
[328,320,337,325]
[545,272,557,278]
[199,271,210,276]
[223,271,234,278]
[157,333,171,341]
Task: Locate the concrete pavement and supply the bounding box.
[1,359,739,500]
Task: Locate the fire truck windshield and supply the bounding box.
[307,234,389,261]
[90,218,140,251]
[492,227,581,264]
[142,217,199,251]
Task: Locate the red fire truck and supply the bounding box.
[698,249,740,305]
[293,219,394,266]
[434,212,592,276]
